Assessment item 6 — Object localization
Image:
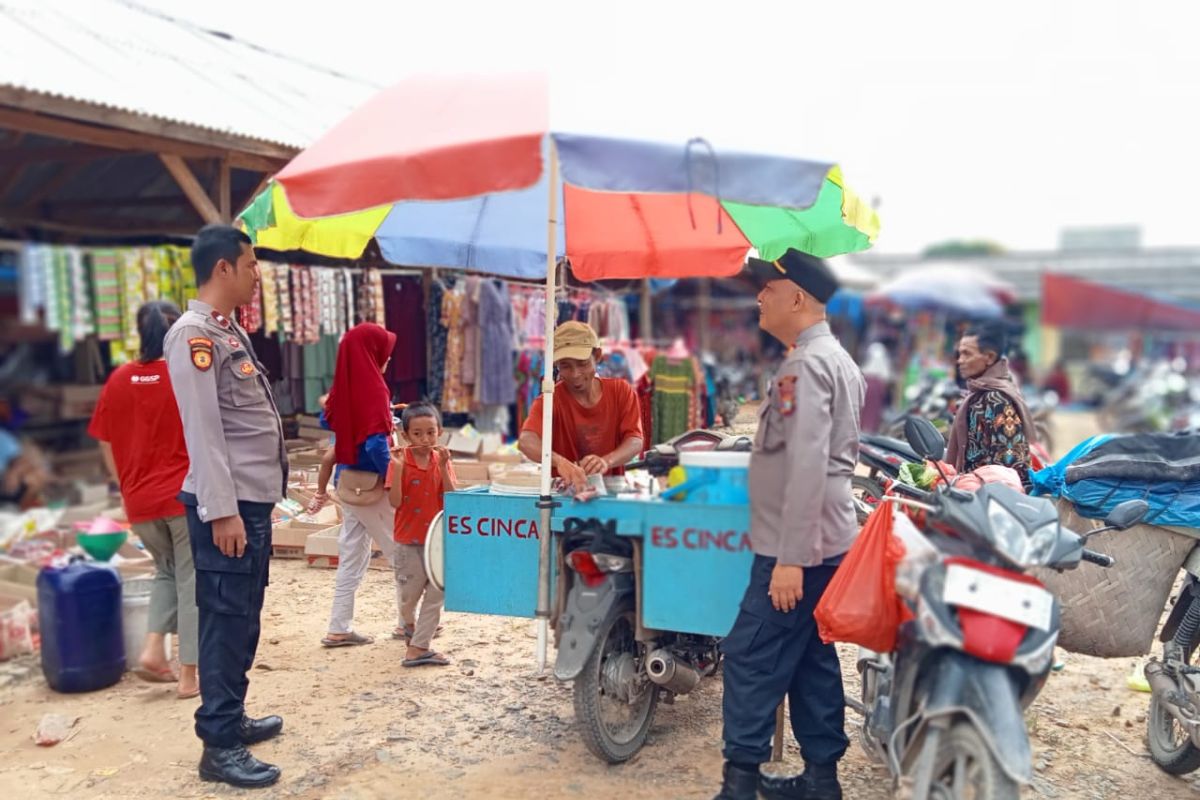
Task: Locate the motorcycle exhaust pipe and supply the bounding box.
[1145,661,1200,732]
[646,649,702,695]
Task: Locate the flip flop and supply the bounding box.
[402,652,450,668]
[321,632,374,648]
[133,665,177,684]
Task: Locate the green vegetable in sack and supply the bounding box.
[897,461,936,489]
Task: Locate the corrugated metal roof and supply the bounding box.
[0,0,380,148]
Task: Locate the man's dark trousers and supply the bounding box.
[182,495,273,747]
[721,554,849,767]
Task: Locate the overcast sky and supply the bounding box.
[145,0,1199,254]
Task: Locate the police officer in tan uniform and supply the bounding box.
[164,224,288,789]
[714,250,865,800]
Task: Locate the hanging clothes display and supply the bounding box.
[426,278,448,407]
[478,279,518,406]
[649,354,696,444]
[383,275,427,402]
[440,283,471,413]
[89,250,122,342]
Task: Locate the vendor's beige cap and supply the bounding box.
[553,321,600,363]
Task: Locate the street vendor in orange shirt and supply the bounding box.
[518,321,644,492]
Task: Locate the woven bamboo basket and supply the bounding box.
[1032,499,1198,658]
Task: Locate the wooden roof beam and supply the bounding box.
[0,107,288,172]
[0,87,298,162]
[22,162,91,209]
[0,144,124,169]
[159,154,222,224]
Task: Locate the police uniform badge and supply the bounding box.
[239,361,256,377]
[776,375,797,417]
[227,336,242,350]
[189,337,213,371]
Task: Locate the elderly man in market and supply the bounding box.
[163,224,288,789]
[714,250,865,800]
[518,320,644,491]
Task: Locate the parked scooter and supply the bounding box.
[1145,548,1200,775]
[854,417,1147,799]
[553,429,750,763]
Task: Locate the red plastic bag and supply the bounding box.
[815,501,912,652]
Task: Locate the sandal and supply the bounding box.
[321,632,374,648]
[402,652,450,668]
[177,687,200,700]
[133,665,177,684]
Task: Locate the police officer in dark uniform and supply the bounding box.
[714,250,865,800]
[164,224,289,789]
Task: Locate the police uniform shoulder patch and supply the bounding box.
[776,375,798,417]
[239,361,256,376]
[189,336,214,371]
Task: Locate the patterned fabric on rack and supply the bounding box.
[238,275,264,334]
[17,246,43,325]
[462,277,480,395]
[342,269,355,330]
[440,285,471,413]
[291,265,320,344]
[369,267,384,321]
[427,280,447,406]
[260,262,280,334]
[649,355,695,445]
[90,250,122,342]
[277,264,294,336]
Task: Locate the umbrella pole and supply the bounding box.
[535,139,560,672]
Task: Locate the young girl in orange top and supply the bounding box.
[389,403,456,667]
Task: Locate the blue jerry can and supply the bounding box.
[37,560,125,693]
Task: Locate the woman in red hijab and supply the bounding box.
[313,323,397,647]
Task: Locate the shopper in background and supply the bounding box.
[946,320,1036,486]
[89,300,199,699]
[859,342,893,433]
[310,322,398,648]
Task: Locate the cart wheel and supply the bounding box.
[573,605,659,763]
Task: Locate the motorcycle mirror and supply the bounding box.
[1103,499,1149,531]
[903,416,947,462]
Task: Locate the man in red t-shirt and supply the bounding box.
[519,321,644,491]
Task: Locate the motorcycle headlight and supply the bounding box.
[986,499,1060,568]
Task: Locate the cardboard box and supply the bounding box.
[0,562,39,606]
[270,522,312,559]
[451,460,491,482]
[304,526,388,570]
[480,451,523,464]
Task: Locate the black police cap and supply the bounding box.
[746,249,840,303]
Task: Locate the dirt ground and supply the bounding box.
[1,412,1198,799]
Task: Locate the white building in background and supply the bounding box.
[851,227,1200,304]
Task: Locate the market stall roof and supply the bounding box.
[1041,272,1200,332]
[0,0,378,241]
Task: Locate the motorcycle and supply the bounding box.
[854,417,1148,799]
[1145,547,1200,775]
[854,424,1050,527]
[553,429,750,763]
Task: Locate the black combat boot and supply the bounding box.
[199,744,281,788]
[759,761,842,800]
[713,761,761,800]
